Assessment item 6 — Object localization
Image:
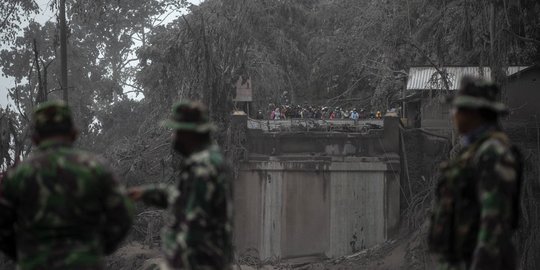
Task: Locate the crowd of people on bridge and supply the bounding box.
[256,104,391,121]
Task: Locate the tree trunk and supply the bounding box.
[33,39,46,104]
[59,0,68,103]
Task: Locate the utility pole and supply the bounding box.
[59,0,68,103]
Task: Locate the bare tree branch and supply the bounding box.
[409,40,451,91]
[504,28,540,45]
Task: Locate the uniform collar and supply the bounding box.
[460,124,498,147]
[183,144,220,164]
[37,138,74,151]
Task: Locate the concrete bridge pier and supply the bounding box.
[233,115,401,261]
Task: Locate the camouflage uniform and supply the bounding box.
[0,101,134,270]
[138,101,232,270]
[428,78,523,270]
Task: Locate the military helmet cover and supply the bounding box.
[162,101,216,133]
[449,76,509,115]
[33,100,75,137]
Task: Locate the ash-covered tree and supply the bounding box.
[0,0,38,43]
[0,0,185,138]
[67,0,186,102]
[0,21,59,161]
[137,0,323,113]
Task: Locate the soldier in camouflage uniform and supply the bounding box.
[129,101,232,270]
[0,101,134,270]
[428,77,523,270]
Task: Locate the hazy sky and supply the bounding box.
[0,0,202,108]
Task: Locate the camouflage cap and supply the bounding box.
[162,101,216,133]
[33,100,75,137]
[449,76,509,115]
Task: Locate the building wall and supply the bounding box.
[505,69,540,122]
[416,97,453,137]
[404,100,421,128]
[234,158,400,260]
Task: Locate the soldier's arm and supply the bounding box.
[100,169,134,255]
[135,183,175,209]
[471,142,518,270]
[0,174,17,260]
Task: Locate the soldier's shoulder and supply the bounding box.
[188,146,224,179]
[5,160,34,181]
[5,149,47,179]
[475,134,514,163]
[209,146,225,166]
[67,148,113,174]
[190,145,224,165]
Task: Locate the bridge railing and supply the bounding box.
[247,118,384,133]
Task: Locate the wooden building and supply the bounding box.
[504,65,540,123]
[403,66,529,136]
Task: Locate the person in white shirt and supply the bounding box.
[350,109,359,121]
[274,108,281,120]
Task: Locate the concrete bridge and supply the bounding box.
[232,116,402,260]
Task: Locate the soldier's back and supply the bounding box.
[167,145,232,269]
[429,130,521,269]
[1,140,132,270]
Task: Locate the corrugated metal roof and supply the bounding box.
[507,66,529,75]
[508,65,540,80]
[406,66,529,91]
